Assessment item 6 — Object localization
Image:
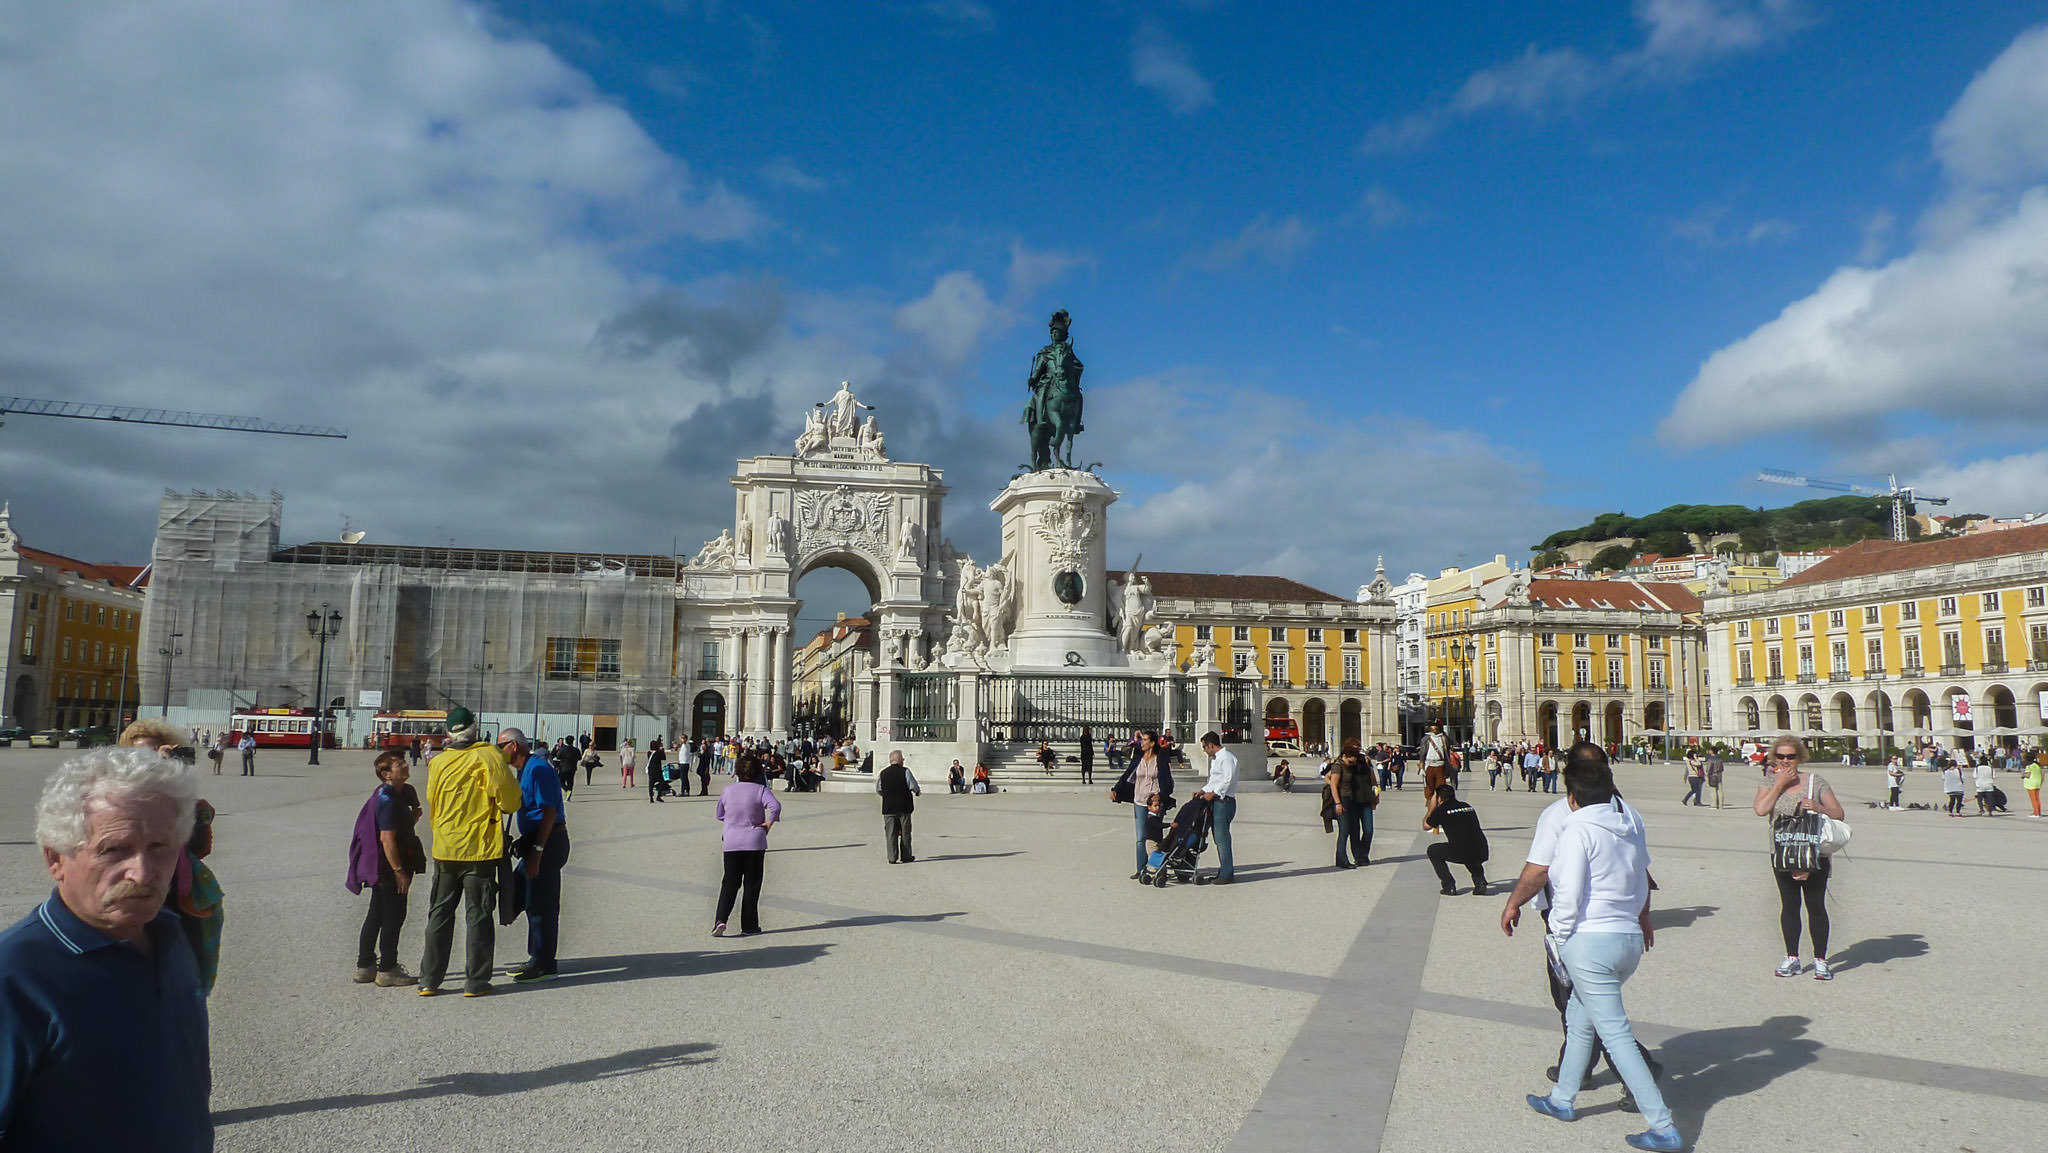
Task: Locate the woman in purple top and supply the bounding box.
[712,754,781,936]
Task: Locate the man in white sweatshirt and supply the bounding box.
[1523,755,1681,1152]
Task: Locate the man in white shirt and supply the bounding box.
[1196,732,1239,885]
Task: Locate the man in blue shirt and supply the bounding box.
[496,728,569,982]
[1,747,212,1151]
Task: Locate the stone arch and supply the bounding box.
[795,549,888,610]
[1941,684,1974,745]
[1266,697,1292,719]
[1571,700,1592,744]
[1986,683,2017,733]
[1300,698,1327,750]
[1767,694,1791,731]
[1339,698,1362,749]
[1798,693,1823,732]
[1830,692,1857,733]
[1739,695,1760,731]
[690,689,727,742]
[1864,690,1894,739]
[1603,701,1624,747]
[1644,701,1665,733]
[1486,699,1503,743]
[2030,682,2048,727]
[1538,701,1560,749]
[1901,688,1932,733]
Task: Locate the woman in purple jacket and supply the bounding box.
[712,754,781,936]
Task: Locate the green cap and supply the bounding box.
[446,705,475,730]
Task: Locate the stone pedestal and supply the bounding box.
[989,470,1125,670]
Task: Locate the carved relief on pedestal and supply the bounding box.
[1031,486,1098,573]
[793,484,891,569]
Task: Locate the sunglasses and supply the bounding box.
[1770,753,1801,762]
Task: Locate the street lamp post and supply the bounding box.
[306,604,343,765]
[1462,640,1477,745]
[158,608,184,718]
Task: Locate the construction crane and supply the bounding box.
[1756,468,1948,542]
[0,395,346,439]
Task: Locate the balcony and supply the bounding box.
[2030,659,2048,673]
[696,667,725,680]
[1902,663,1924,676]
[1734,676,1754,687]
[1303,679,1330,690]
[1982,660,2008,674]
[1340,680,1367,690]
[1796,673,1819,684]
[1864,670,1887,681]
[1538,681,1564,692]
[1765,676,1785,687]
[1829,671,1852,683]
[1939,663,1966,677]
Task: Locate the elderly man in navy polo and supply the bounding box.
[0,747,212,1151]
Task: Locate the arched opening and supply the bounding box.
[1644,701,1665,734]
[1538,701,1559,750]
[1603,701,1624,749]
[11,675,35,730]
[1865,691,1894,740]
[1300,698,1327,751]
[1486,699,1503,743]
[2031,683,2048,728]
[1339,698,1362,750]
[790,558,884,741]
[1740,696,1760,731]
[1832,692,1856,731]
[1265,697,1292,719]
[1798,694,1823,732]
[1942,685,1973,748]
[1987,684,2018,749]
[1571,701,1592,745]
[691,689,727,742]
[1901,689,1932,737]
[1768,695,1791,731]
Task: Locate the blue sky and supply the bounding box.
[4,1,2047,620]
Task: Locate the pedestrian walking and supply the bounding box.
[647,736,667,803]
[1941,760,1965,815]
[1755,736,1844,980]
[347,750,423,987]
[712,755,780,936]
[1681,753,1706,806]
[2025,753,2043,818]
[619,739,636,788]
[878,751,920,864]
[1705,751,1725,809]
[416,707,521,998]
[1972,757,1997,816]
[1111,729,1174,880]
[1522,752,1680,1152]
[238,732,256,775]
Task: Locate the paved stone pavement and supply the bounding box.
[1,748,2041,1152]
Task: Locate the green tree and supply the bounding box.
[1591,544,1636,573]
[1638,529,1692,557]
[1532,548,1568,569]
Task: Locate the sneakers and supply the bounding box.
[352,965,377,984]
[1774,956,1802,978]
[375,967,419,988]
[1525,1093,1576,1122]
[461,985,493,998]
[1625,1126,1685,1151]
[712,922,728,937]
[417,986,442,997]
[510,967,557,983]
[1812,958,1833,981]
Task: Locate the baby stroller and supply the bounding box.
[653,761,687,799]
[1142,795,1214,888]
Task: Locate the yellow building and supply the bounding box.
[1429,573,1704,749]
[1704,524,2048,750]
[1144,571,1397,750]
[0,505,148,732]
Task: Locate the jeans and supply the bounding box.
[1334,805,1372,867]
[884,813,914,862]
[419,859,499,993]
[1208,796,1236,879]
[1549,931,1673,1132]
[356,874,408,971]
[522,827,571,972]
[1683,779,1705,805]
[1133,802,1150,871]
[715,849,765,933]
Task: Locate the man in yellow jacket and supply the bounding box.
[417,707,521,997]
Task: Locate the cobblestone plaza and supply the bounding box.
[2,748,2038,1152]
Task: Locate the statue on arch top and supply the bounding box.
[1023,309,1084,471]
[828,380,862,439]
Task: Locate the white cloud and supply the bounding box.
[1367,1,1803,150]
[1661,25,2048,445]
[1908,451,2048,518]
[1347,186,1415,229]
[893,271,999,365]
[1856,208,1896,264]
[760,156,827,190]
[1132,24,1214,115]
[1084,377,1563,590]
[1192,214,1316,271]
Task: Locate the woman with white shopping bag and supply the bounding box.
[1753,736,1847,981]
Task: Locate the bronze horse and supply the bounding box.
[1024,310,1084,471]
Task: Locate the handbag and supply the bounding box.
[1811,777,1851,856]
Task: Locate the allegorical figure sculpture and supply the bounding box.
[1023,309,1084,471]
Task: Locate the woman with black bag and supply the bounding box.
[1111,729,1173,880]
[1753,736,1845,980]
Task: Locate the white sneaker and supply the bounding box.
[1812,958,1833,981]
[1774,956,1801,978]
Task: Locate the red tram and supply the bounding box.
[370,709,449,749]
[229,708,337,749]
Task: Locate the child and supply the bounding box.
[1144,792,1173,858]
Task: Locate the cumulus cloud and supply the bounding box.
[1367,0,1804,150]
[1660,25,2048,445]
[1132,24,1214,115]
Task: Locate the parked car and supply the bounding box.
[28,731,64,748]
[68,726,116,747]
[1267,740,1308,760]
[0,725,27,747]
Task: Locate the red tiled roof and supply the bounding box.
[1526,578,1700,613]
[1779,524,2048,588]
[1139,571,1349,604]
[16,546,148,589]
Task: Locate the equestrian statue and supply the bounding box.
[1023,309,1085,471]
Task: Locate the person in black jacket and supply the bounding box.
[877,751,921,863]
[646,736,666,803]
[1424,784,1491,896]
[1111,729,1175,880]
[1079,726,1095,784]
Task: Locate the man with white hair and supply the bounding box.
[0,747,213,1150]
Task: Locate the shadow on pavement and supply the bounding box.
[1826,932,1929,973]
[1647,905,1717,931]
[771,843,865,853]
[916,851,1025,862]
[213,1042,718,1125]
[761,910,967,934]
[1615,1014,1820,1144]
[545,943,833,988]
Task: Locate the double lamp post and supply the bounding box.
[307,604,343,765]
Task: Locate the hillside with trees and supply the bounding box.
[1529,496,1924,571]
